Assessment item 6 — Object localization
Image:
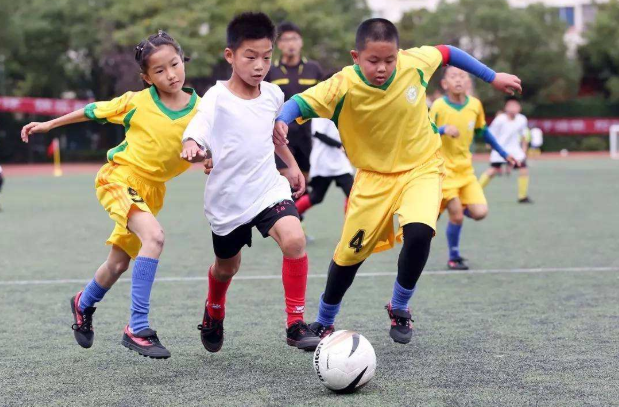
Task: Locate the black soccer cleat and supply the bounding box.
[448,257,469,270]
[518,197,533,204]
[70,291,96,349]
[286,321,321,351]
[197,307,224,353]
[385,303,414,344]
[121,325,171,359]
[309,321,335,339]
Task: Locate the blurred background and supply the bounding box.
[0,0,618,163]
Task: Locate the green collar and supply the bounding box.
[149,86,197,120]
[353,64,396,91]
[443,95,469,111]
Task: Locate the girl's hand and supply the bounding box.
[181,139,206,163]
[21,122,52,143]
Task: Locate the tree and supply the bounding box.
[579,0,619,101]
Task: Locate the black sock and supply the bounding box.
[396,223,434,290]
[322,260,364,305]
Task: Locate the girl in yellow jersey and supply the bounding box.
[20,31,199,359]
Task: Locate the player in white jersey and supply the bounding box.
[479,97,532,203]
[295,118,354,217]
[180,12,320,353]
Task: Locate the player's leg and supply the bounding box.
[71,244,131,348]
[296,176,331,216]
[120,207,170,358]
[445,197,468,270]
[479,164,500,188]
[388,156,443,344]
[335,173,354,213]
[517,163,532,203]
[265,202,320,350]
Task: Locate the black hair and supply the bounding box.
[134,30,187,72]
[277,21,302,39]
[355,18,399,51]
[505,95,521,104]
[227,12,276,51]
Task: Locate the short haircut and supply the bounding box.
[277,22,302,39]
[227,12,276,50]
[355,18,399,51]
[505,96,521,104]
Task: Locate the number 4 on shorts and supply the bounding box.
[349,229,366,253]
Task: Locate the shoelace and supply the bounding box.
[197,319,223,334]
[72,312,93,332]
[385,305,413,327]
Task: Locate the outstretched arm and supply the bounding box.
[436,45,522,95]
[21,109,89,143]
[481,127,517,165]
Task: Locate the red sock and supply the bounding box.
[282,254,308,327]
[207,266,231,320]
[295,194,312,216]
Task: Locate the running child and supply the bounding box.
[430,66,517,270]
[274,18,522,344]
[21,31,199,359]
[180,12,320,352]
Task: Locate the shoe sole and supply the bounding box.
[200,335,223,353]
[70,296,93,349]
[389,332,412,344]
[287,337,320,351]
[121,338,171,359]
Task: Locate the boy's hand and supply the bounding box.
[506,155,519,167]
[21,121,52,143]
[203,158,213,174]
[286,165,306,199]
[181,139,206,163]
[444,125,460,138]
[491,73,522,95]
[273,121,289,146]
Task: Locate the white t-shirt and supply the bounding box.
[530,127,543,148]
[182,81,292,236]
[489,113,528,163]
[309,119,354,178]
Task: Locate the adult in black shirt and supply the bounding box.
[266,22,323,180]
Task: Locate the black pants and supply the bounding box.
[309,174,354,205]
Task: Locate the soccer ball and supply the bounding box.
[313,330,376,393]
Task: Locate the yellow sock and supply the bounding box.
[479,173,491,189]
[518,175,529,200]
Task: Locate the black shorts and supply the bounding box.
[309,174,354,205]
[212,200,299,259]
[275,129,312,173]
[491,160,527,169]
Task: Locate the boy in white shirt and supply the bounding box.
[479,97,532,203]
[181,12,320,352]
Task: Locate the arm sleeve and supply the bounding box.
[440,45,496,83]
[182,93,215,150]
[83,91,135,125]
[314,131,342,148]
[276,98,302,124]
[402,46,444,84]
[290,71,348,124]
[483,127,509,159]
[438,126,446,136]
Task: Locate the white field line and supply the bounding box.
[0,266,617,286]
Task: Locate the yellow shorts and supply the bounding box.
[333,152,445,266]
[95,163,166,259]
[440,174,487,212]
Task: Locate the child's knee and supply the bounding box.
[449,212,464,225]
[281,232,306,258]
[471,206,488,220]
[402,223,434,248]
[143,228,165,251]
[213,259,240,280]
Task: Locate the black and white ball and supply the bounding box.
[313,330,376,393]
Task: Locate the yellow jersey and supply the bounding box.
[429,95,486,176]
[292,46,443,174]
[84,86,199,183]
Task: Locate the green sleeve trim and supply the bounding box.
[331,93,347,128]
[474,125,488,137]
[291,94,319,120]
[416,68,428,88]
[84,103,108,124]
[123,108,137,133]
[107,140,128,162]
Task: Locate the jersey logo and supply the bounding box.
[468,121,475,131]
[405,86,418,104]
[127,187,145,203]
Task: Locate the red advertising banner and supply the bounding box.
[528,117,619,135]
[0,96,93,116]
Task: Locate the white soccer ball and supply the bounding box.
[313,330,376,393]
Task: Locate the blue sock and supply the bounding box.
[390,280,416,311]
[316,294,341,326]
[463,208,472,218]
[446,222,462,260]
[79,278,109,311]
[129,256,159,333]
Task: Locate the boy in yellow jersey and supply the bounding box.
[430,67,517,271]
[21,31,198,359]
[274,18,521,344]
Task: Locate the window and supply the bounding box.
[558,6,575,27]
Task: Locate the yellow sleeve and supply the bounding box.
[401,46,443,85]
[475,100,487,130]
[291,71,348,124]
[84,91,135,125]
